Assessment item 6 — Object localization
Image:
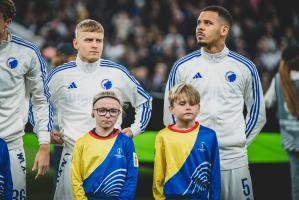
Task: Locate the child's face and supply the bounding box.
[92,98,120,130]
[169,94,200,123]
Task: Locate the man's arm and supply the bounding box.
[163,78,176,126]
[163,62,183,126]
[25,48,51,178]
[122,71,152,137]
[244,64,266,145]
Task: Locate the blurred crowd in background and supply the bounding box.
[11,0,299,99]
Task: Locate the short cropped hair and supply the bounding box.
[92,91,122,108]
[0,0,16,20]
[168,83,200,107]
[75,19,104,38]
[201,5,233,28]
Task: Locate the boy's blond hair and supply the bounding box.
[75,19,104,38]
[168,83,200,107]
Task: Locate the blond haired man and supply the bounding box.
[47,19,152,199]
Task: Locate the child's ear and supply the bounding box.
[91,113,94,118]
[169,105,174,115]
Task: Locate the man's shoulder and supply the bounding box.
[47,61,77,82]
[227,50,256,68]
[99,59,142,85]
[174,50,201,67]
[100,59,130,73]
[10,35,40,53]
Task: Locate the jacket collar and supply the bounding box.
[201,46,229,63]
[76,56,101,73]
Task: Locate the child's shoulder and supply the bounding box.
[75,132,91,144]
[157,127,171,136]
[199,125,217,139]
[154,127,176,142]
[0,138,6,146]
[199,125,216,133]
[118,132,133,142]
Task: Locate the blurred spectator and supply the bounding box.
[163,25,185,57]
[265,44,299,200]
[257,35,281,74]
[52,42,77,67]
[132,65,151,91]
[112,11,132,42]
[103,37,125,62]
[151,62,168,94]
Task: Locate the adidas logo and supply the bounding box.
[193,72,202,79]
[68,82,77,89]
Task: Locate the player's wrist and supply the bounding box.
[39,143,50,152]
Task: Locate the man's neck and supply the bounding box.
[0,30,8,43]
[204,43,225,54]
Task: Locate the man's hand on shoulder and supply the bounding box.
[122,128,134,138]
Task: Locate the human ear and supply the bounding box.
[169,105,175,115]
[73,38,78,50]
[220,25,229,37]
[4,18,12,29]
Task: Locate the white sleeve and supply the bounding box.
[244,65,266,145]
[163,64,182,126]
[122,72,152,137]
[264,77,277,108]
[26,50,51,144]
[45,69,63,133]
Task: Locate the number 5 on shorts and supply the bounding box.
[241,178,251,198]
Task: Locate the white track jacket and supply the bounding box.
[0,34,51,146]
[46,57,152,147]
[164,47,266,169]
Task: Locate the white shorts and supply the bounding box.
[9,147,26,199]
[220,166,254,200]
[53,145,73,200]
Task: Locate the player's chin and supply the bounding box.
[197,41,208,47]
[87,55,100,62]
[183,114,195,120]
[101,121,113,127]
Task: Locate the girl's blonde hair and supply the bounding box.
[92,91,123,108]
